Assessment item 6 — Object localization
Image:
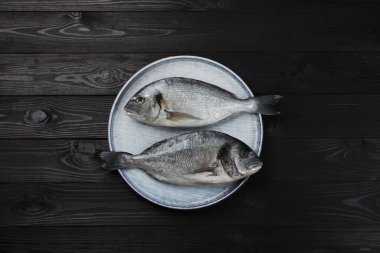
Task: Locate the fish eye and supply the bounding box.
[248,151,256,158]
[135,97,145,105]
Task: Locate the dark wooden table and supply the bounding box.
[1,1,380,252]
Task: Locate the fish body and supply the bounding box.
[100,130,262,185]
[125,77,281,127]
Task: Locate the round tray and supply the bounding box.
[108,55,263,209]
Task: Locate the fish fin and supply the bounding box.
[185,171,228,184]
[187,172,215,180]
[192,166,218,176]
[141,139,166,154]
[99,152,128,171]
[200,172,215,177]
[211,166,224,177]
[249,95,282,115]
[165,110,202,122]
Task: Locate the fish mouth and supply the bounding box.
[125,110,137,117]
[124,104,136,115]
[248,162,263,173]
[125,109,134,115]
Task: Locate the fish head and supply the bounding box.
[124,87,162,124]
[234,146,263,177]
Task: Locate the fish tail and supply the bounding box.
[248,95,282,115]
[99,151,130,171]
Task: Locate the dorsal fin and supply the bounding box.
[141,139,167,154]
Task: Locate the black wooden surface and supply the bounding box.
[0,1,379,252]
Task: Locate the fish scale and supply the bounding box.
[125,77,281,127]
[100,130,263,185]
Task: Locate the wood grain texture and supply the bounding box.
[1,138,380,182]
[0,96,112,139]
[1,181,380,226]
[1,0,377,11]
[0,140,110,182]
[0,3,378,252]
[1,95,380,139]
[262,138,380,181]
[2,52,380,95]
[0,0,270,11]
[0,11,380,53]
[0,226,379,253]
[2,0,249,11]
[266,95,380,137]
[0,54,141,95]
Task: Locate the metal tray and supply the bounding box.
[108,55,263,209]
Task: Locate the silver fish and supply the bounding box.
[125,77,281,127]
[100,130,262,185]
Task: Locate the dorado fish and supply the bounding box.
[125,77,281,127]
[100,130,262,185]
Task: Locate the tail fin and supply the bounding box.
[99,152,128,171]
[249,95,282,115]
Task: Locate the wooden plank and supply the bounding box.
[1,181,380,226]
[1,95,380,139]
[2,52,380,95]
[1,0,378,11]
[1,0,249,11]
[0,226,379,253]
[0,11,380,53]
[1,138,380,182]
[266,95,380,137]
[0,96,112,139]
[0,53,145,95]
[0,140,111,182]
[262,138,380,181]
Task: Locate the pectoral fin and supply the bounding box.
[165,111,202,122]
[185,172,218,183]
[185,170,230,184]
[192,165,219,177]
